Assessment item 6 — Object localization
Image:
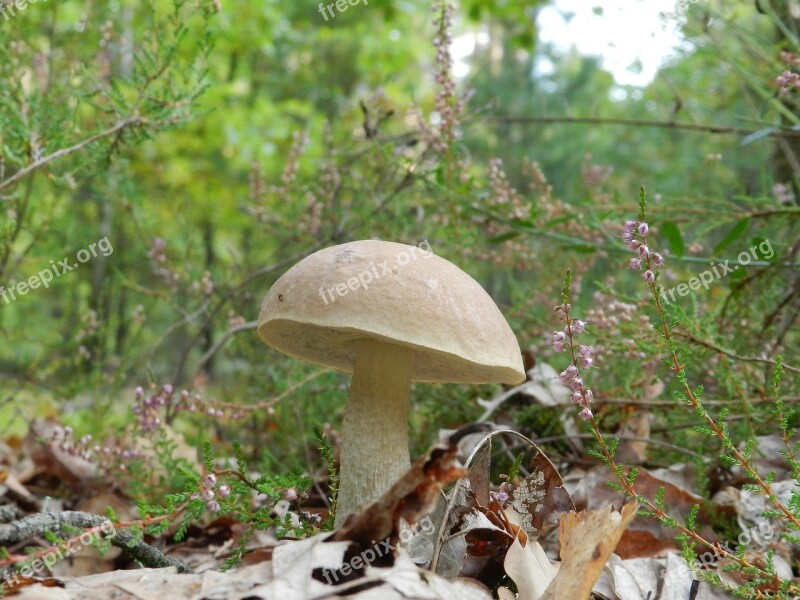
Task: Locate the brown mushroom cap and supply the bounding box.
[258,240,524,385]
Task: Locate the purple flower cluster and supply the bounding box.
[49,425,141,476]
[777,70,800,96]
[623,220,664,284]
[133,384,225,433]
[194,473,230,514]
[552,304,594,420]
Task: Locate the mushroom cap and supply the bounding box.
[257,240,525,385]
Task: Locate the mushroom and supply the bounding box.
[257,240,524,526]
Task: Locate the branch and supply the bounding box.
[674,331,800,375]
[0,117,146,192]
[488,115,800,138]
[193,320,258,377]
[0,511,193,574]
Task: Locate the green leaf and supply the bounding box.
[713,219,748,255]
[662,221,685,258]
[740,127,776,146]
[488,231,519,244]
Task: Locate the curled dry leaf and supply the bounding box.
[541,501,638,600]
[508,451,575,541]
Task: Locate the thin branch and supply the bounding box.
[208,368,332,412]
[193,320,259,377]
[0,511,193,575]
[0,117,146,192]
[488,115,800,138]
[674,331,800,375]
[531,433,708,461]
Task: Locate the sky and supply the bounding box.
[451,0,687,87]
[537,0,685,86]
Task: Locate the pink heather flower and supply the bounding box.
[570,377,583,391]
[638,244,650,258]
[777,70,800,95]
[579,407,593,420]
[163,384,173,395]
[624,220,637,233]
[553,341,565,352]
[643,270,655,284]
[560,364,578,383]
[218,485,231,499]
[579,345,591,357]
[571,390,583,404]
[572,319,586,333]
[284,488,299,501]
[202,473,217,488]
[580,356,593,369]
[134,386,144,398]
[496,491,509,504]
[638,222,649,236]
[629,257,642,270]
[584,389,594,403]
[651,253,664,266]
[553,331,566,343]
[627,240,640,251]
[622,231,634,243]
[200,488,214,502]
[206,500,221,513]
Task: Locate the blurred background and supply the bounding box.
[0,0,797,482]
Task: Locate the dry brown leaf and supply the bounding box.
[508,451,575,541]
[541,501,638,600]
[565,465,717,559]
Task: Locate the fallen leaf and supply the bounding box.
[500,535,558,600]
[541,501,638,600]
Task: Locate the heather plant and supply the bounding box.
[3,0,800,593]
[548,189,800,598]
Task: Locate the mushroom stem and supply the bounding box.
[334,339,413,527]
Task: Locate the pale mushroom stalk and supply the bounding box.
[335,339,412,527]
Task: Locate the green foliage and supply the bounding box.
[1,0,799,595]
[314,428,339,531]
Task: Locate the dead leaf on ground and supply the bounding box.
[541,501,638,600]
[508,451,575,541]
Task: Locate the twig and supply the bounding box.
[674,331,800,375]
[0,117,146,192]
[193,320,259,378]
[488,115,800,138]
[531,433,708,461]
[0,505,21,524]
[0,510,193,574]
[207,368,332,412]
